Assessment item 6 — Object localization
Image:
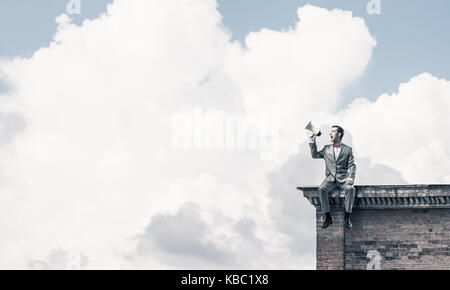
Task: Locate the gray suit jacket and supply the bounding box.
[309,141,356,183]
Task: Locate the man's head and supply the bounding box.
[330,125,344,143]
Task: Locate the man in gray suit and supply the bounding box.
[309,125,356,229]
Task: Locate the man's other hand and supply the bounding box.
[346,178,354,185]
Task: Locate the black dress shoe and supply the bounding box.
[321,217,333,229]
[344,216,353,229]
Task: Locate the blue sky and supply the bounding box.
[218,0,450,108]
[1,0,449,107]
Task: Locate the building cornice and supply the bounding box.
[298,184,450,209]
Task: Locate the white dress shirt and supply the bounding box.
[333,145,341,160]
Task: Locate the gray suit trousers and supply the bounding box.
[319,179,355,213]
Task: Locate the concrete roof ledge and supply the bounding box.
[297,184,450,209]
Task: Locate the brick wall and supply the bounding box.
[345,208,450,270]
[316,210,345,270]
[299,184,450,270]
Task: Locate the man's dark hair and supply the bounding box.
[332,125,344,140]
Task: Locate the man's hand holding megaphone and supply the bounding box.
[305,121,321,142]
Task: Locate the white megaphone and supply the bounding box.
[305,121,321,137]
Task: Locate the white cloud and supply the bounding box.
[0,0,379,269]
[225,5,376,162]
[338,73,450,184]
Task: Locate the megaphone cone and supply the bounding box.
[305,121,321,137]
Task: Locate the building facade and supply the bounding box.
[299,184,450,270]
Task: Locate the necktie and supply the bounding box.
[333,143,340,147]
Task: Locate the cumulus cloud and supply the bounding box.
[3,0,434,270]
[132,202,234,268]
[225,5,376,163]
[338,73,450,184]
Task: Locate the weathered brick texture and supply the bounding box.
[316,210,345,270]
[299,185,450,270]
[345,208,450,270]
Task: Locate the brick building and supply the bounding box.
[298,184,450,270]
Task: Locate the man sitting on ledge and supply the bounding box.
[309,125,356,229]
